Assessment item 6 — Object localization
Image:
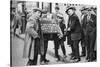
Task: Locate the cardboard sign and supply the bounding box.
[40,18,60,33]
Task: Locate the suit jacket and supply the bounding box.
[59,22,66,41]
[82,14,96,35]
[67,13,82,40]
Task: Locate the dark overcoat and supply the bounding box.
[67,13,82,41]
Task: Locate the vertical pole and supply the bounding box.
[50,3,52,13]
[42,2,43,9]
[37,2,39,8]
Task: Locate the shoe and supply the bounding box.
[88,58,95,62]
[86,57,89,60]
[80,54,86,57]
[40,61,45,65]
[87,59,91,62]
[74,58,81,62]
[27,60,36,66]
[70,56,74,59]
[71,56,77,60]
[63,55,67,58]
[56,56,61,61]
[27,61,32,66]
[44,59,50,63]
[69,53,73,56]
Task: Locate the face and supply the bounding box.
[35,11,42,18]
[55,9,59,13]
[57,17,63,23]
[68,9,74,16]
[81,10,87,15]
[87,10,91,15]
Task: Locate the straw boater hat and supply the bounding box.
[57,13,63,19]
[33,8,47,14]
[65,7,76,14]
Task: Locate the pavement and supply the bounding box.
[11,34,89,67]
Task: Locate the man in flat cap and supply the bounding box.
[80,7,88,57]
[23,8,46,65]
[65,7,82,62]
[56,13,67,60]
[51,7,64,60]
[82,7,96,62]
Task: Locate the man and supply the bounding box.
[80,7,88,57]
[40,10,50,64]
[13,10,22,36]
[52,7,64,61]
[82,8,96,62]
[41,8,63,62]
[52,7,62,24]
[65,7,82,62]
[23,8,45,65]
[91,7,97,61]
[56,13,67,59]
[11,7,16,33]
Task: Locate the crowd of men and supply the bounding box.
[11,5,97,65]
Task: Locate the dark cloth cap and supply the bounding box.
[90,7,97,11]
[55,7,60,10]
[80,7,89,11]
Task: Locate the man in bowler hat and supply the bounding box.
[82,8,96,61]
[65,7,82,62]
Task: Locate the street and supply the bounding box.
[11,34,88,67]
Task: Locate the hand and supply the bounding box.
[67,28,70,31]
[58,34,63,39]
[64,28,67,32]
[33,34,40,39]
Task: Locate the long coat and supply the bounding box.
[23,16,44,59]
[67,13,82,41]
[82,14,96,50]
[13,14,22,29]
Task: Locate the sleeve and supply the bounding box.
[63,23,66,29]
[26,19,39,39]
[92,15,96,27]
[26,17,35,28]
[82,15,87,29]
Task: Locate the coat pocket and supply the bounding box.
[26,28,39,39]
[71,33,81,40]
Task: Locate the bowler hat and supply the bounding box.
[65,7,76,14]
